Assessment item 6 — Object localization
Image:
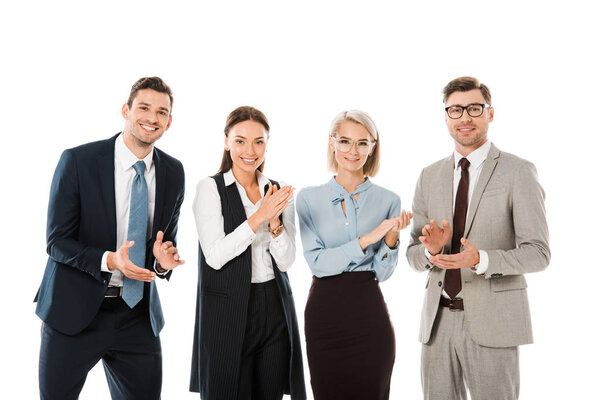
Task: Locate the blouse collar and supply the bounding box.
[327,176,372,204]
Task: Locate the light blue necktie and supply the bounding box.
[122,161,148,308]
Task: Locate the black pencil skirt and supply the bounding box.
[304,271,395,400]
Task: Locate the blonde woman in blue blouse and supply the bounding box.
[296,110,412,400]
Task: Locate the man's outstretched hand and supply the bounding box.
[107,241,156,282]
[153,231,185,270]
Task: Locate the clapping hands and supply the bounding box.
[359,210,414,250]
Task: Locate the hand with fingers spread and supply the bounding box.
[107,241,156,282]
[419,219,452,256]
[430,238,480,269]
[248,184,295,232]
[153,230,185,270]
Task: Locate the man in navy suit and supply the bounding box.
[35,76,185,400]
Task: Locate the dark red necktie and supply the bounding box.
[445,157,470,299]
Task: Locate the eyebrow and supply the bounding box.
[338,136,369,141]
[234,135,264,140]
[448,103,483,107]
[137,102,170,112]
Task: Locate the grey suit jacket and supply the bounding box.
[406,143,550,348]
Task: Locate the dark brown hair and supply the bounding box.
[443,76,492,104]
[127,76,173,112]
[219,106,270,173]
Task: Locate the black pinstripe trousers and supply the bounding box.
[237,279,290,400]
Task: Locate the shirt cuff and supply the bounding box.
[270,228,286,246]
[101,251,110,273]
[154,260,168,276]
[378,240,399,260]
[473,250,489,275]
[239,220,257,245]
[424,247,432,259]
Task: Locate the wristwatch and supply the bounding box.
[269,223,284,238]
[155,262,168,274]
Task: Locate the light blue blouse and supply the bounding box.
[296,177,401,282]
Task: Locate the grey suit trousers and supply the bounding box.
[422,307,519,400]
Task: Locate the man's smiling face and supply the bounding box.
[122,88,172,147]
[445,89,494,155]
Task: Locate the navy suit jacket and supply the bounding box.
[35,133,185,336]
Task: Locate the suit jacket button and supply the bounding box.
[438,281,442,287]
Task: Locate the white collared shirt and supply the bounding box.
[452,140,492,209]
[100,133,156,287]
[193,169,296,283]
[426,140,491,298]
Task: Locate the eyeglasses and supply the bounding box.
[331,136,375,155]
[445,103,490,119]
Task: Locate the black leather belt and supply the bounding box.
[440,297,464,311]
[105,286,123,298]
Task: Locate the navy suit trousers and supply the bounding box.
[39,296,161,400]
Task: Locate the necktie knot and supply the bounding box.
[458,157,470,171]
[133,161,145,176]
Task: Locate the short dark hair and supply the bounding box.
[219,106,270,174]
[443,76,491,104]
[127,76,173,111]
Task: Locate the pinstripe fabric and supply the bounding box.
[237,280,290,400]
[190,173,306,400]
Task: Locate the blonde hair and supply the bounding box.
[327,110,380,177]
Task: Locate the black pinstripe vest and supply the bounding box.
[190,173,306,400]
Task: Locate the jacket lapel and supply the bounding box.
[464,143,500,237]
[97,135,118,250]
[152,148,166,240]
[440,155,455,253]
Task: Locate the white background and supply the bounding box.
[1,1,598,398]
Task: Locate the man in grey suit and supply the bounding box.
[406,76,550,400]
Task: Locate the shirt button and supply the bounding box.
[438,281,442,287]
[345,222,348,226]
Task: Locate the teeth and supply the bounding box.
[142,125,157,131]
[242,158,256,162]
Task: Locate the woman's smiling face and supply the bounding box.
[226,120,268,175]
[330,121,375,174]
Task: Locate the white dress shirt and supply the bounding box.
[427,140,491,299]
[100,133,157,287]
[193,169,296,283]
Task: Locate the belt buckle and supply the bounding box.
[448,299,460,312]
[105,286,122,298]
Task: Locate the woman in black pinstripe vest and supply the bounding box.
[190,106,306,400]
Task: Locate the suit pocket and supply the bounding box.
[491,275,527,292]
[203,287,229,298]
